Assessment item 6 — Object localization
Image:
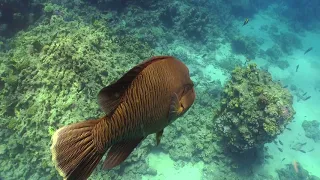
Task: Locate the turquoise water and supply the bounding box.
[0,0,319,180]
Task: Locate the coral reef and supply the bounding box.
[0,0,243,179]
[0,4,155,179]
[0,0,43,37]
[1,0,312,179]
[217,55,243,72]
[230,35,259,60]
[265,45,282,62]
[277,163,320,180]
[87,0,235,44]
[213,64,295,153]
[278,0,320,32]
[225,0,276,18]
[270,32,302,55]
[302,120,320,142]
[263,31,301,69]
[264,45,289,69]
[195,80,223,108]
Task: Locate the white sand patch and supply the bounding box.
[202,64,228,84]
[143,152,204,180]
[268,66,292,80]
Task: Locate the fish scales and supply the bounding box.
[111,59,184,137]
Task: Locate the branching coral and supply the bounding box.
[213,64,295,153]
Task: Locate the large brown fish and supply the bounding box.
[51,56,196,180]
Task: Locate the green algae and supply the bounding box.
[0,144,6,155]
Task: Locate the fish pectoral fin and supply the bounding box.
[156,129,164,146]
[168,93,183,122]
[103,137,144,169]
[168,93,178,121]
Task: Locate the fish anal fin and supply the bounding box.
[156,129,164,146]
[98,56,174,115]
[103,137,144,169]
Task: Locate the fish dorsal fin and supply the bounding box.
[98,56,173,115]
[103,137,144,169]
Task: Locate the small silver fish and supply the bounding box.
[304,47,313,55]
[279,140,283,145]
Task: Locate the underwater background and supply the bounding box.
[0,0,319,179]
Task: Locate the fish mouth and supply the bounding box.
[180,104,185,114]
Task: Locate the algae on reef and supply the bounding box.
[0,8,155,180]
[213,64,295,153]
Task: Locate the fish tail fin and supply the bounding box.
[51,118,109,180]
